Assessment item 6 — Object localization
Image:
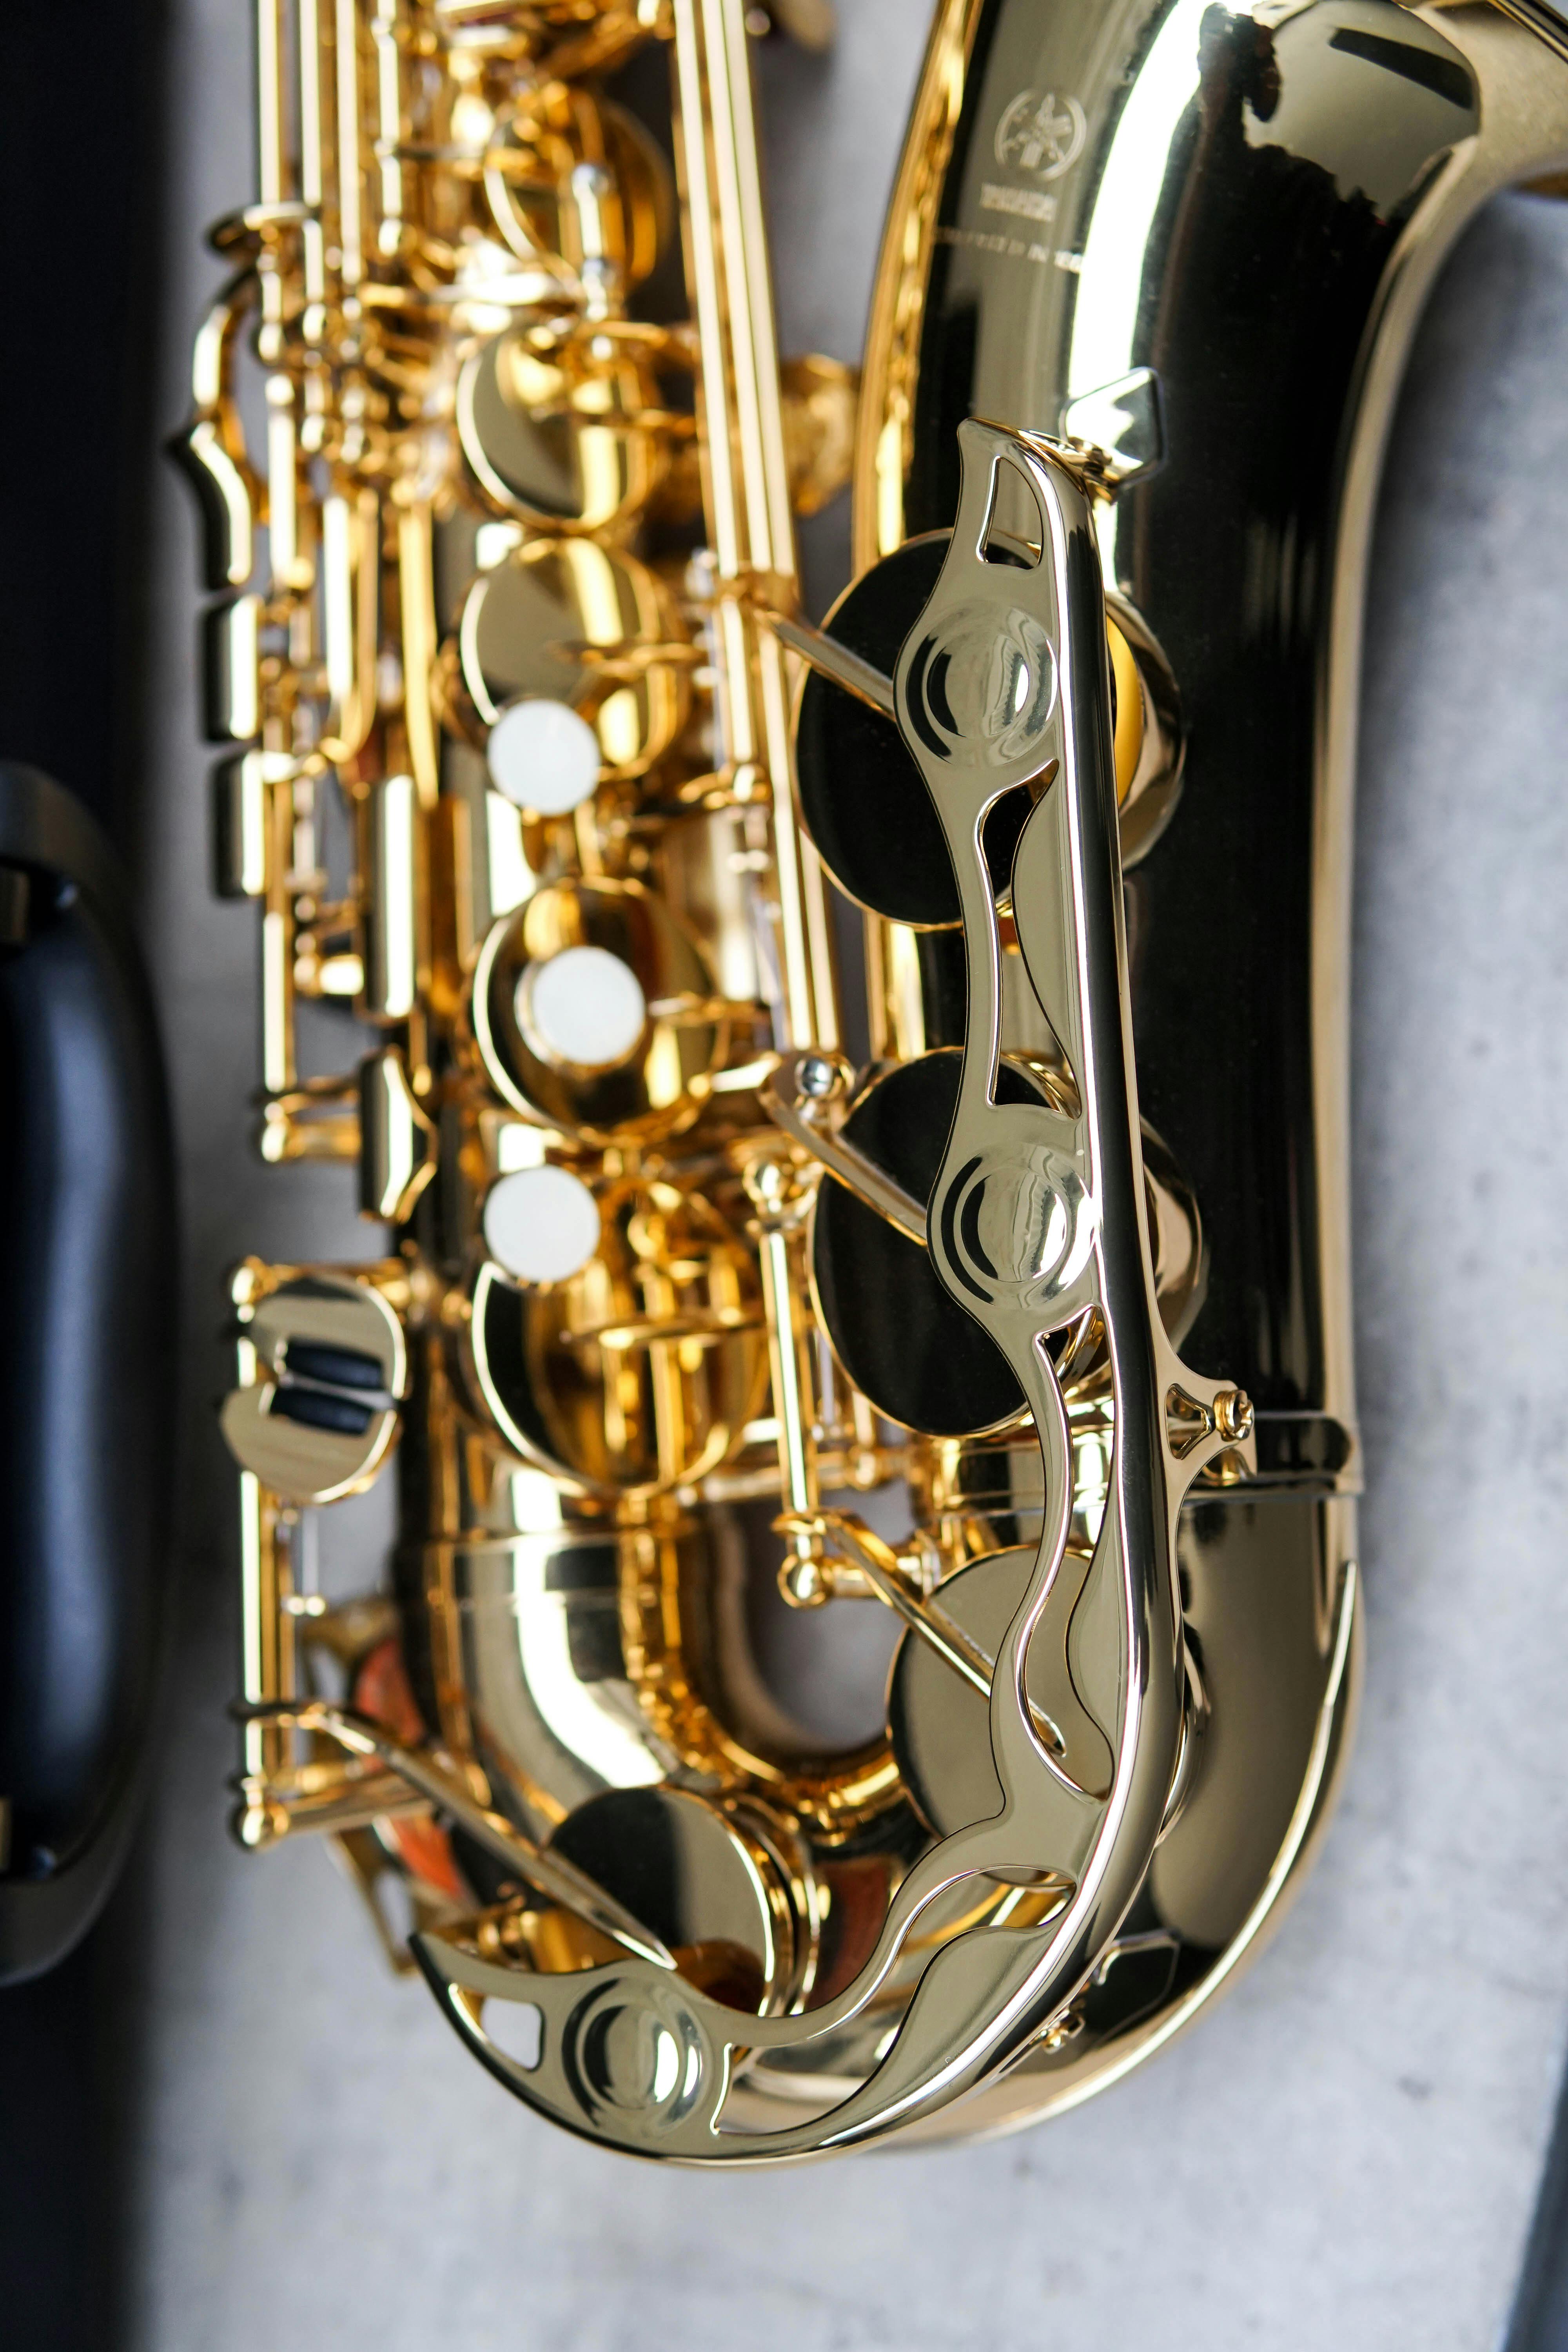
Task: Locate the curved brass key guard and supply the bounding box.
[414,420,1255,2160]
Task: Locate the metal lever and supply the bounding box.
[760,1049,927,1243]
[779,1507,1068,1758]
[237,1700,676,1972]
[766,612,897,717]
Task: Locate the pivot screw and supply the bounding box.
[798,1053,838,1100]
[1214,1387,1253,1445]
[779,1553,829,1608]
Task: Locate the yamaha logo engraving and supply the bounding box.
[994,88,1087,180]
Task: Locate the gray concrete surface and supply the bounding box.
[131,5,1568,2347]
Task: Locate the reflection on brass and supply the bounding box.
[452,535,691,778]
[779,354,859,517]
[459,325,666,534]
[888,1544,1115,1830]
[1104,597,1184,862]
[240,1698,677,1969]
[358,1047,437,1224]
[221,1267,407,1508]
[182,0,1568,2161]
[472,877,731,1139]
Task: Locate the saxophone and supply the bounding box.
[180,0,1568,2159]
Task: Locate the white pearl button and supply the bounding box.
[486,698,601,816]
[520,945,647,1071]
[483,1165,601,1285]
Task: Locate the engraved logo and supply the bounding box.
[994,89,1086,181]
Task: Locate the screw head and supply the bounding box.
[779,1553,829,1608]
[1214,1387,1254,1445]
[798,1054,837,1100]
[746,1156,785,1209]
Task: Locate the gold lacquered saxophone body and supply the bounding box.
[183,0,1568,2158]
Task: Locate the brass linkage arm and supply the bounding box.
[236,1700,676,1973]
[762,612,896,718]
[779,1508,1066,1760]
[761,1050,927,1244]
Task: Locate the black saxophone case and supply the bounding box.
[0,762,175,1983]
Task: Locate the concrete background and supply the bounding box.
[126,4,1568,2346]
